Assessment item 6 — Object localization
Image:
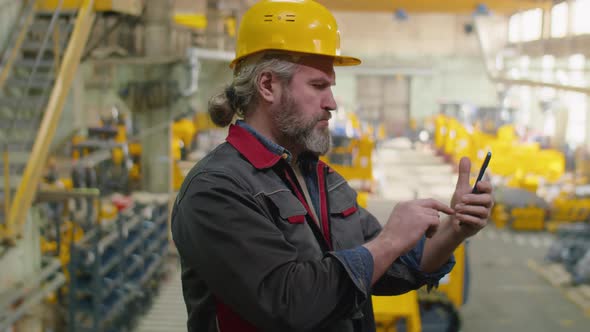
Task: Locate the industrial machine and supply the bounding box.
[321,112,375,206]
[434,102,568,232]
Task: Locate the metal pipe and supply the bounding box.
[0,273,66,330]
[3,147,10,220]
[0,257,62,312]
[0,0,37,89]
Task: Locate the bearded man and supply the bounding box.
[171,1,493,331]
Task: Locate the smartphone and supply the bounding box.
[472,151,492,194]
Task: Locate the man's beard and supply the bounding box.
[273,90,331,156]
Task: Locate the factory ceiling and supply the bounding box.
[315,0,552,15]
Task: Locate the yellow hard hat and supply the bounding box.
[230,0,361,69]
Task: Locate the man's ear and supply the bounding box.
[257,71,280,104]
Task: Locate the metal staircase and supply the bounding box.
[0,0,96,241]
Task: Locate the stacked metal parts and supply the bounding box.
[67,196,169,332]
[546,223,590,285]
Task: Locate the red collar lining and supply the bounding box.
[226,124,282,169]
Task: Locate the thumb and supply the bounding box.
[455,157,471,190]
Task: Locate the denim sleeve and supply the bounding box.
[371,236,456,295]
[331,246,374,296]
[398,236,456,289]
[331,239,454,297]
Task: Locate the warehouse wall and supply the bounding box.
[335,12,482,58]
[0,0,22,51]
[409,56,497,119]
[332,12,499,128]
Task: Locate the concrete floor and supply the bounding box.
[136,139,590,331]
[461,227,589,332]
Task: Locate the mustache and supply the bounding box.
[317,112,332,122]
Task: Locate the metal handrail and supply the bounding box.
[1,0,63,237]
[0,257,65,330]
[4,0,66,144]
[5,0,97,241]
[0,0,37,90]
[1,0,36,232]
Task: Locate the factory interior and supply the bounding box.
[1,0,590,331]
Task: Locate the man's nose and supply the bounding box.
[323,91,337,112]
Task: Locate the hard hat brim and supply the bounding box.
[230,51,361,69]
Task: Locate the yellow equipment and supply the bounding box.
[434,108,566,188]
[174,13,207,30]
[546,193,590,232]
[373,292,421,332]
[321,112,374,194]
[491,203,509,229]
[510,206,546,231]
[230,0,361,68]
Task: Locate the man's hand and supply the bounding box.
[382,199,455,254]
[451,157,494,238]
[364,198,454,284]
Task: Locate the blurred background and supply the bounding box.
[0,0,589,331]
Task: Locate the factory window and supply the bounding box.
[521,8,543,41]
[551,2,568,38]
[519,56,530,77]
[508,13,521,42]
[517,86,532,126]
[541,55,555,85]
[565,54,586,147]
[565,92,587,146]
[573,0,590,34]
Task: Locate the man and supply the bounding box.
[171,1,493,331]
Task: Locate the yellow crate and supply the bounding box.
[510,207,545,231]
[373,291,421,332]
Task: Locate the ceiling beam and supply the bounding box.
[315,0,552,15]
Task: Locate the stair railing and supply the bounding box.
[5,0,96,242]
[0,0,37,90]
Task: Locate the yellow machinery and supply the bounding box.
[435,103,566,183]
[373,291,421,332]
[321,112,374,199]
[434,103,570,232]
[171,115,197,190]
[71,111,197,192]
[546,192,590,232]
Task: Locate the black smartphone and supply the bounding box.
[472,151,492,194]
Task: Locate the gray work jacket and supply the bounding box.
[171,124,454,332]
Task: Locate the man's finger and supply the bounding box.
[455,204,490,219]
[419,198,455,215]
[462,193,494,207]
[455,213,487,228]
[474,181,493,194]
[455,157,471,190]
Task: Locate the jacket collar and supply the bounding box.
[226,123,286,169]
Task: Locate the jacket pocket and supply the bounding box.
[263,190,323,257]
[328,183,364,249]
[329,182,359,217]
[265,190,308,224]
[335,205,358,218]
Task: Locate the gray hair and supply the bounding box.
[208,53,299,127]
